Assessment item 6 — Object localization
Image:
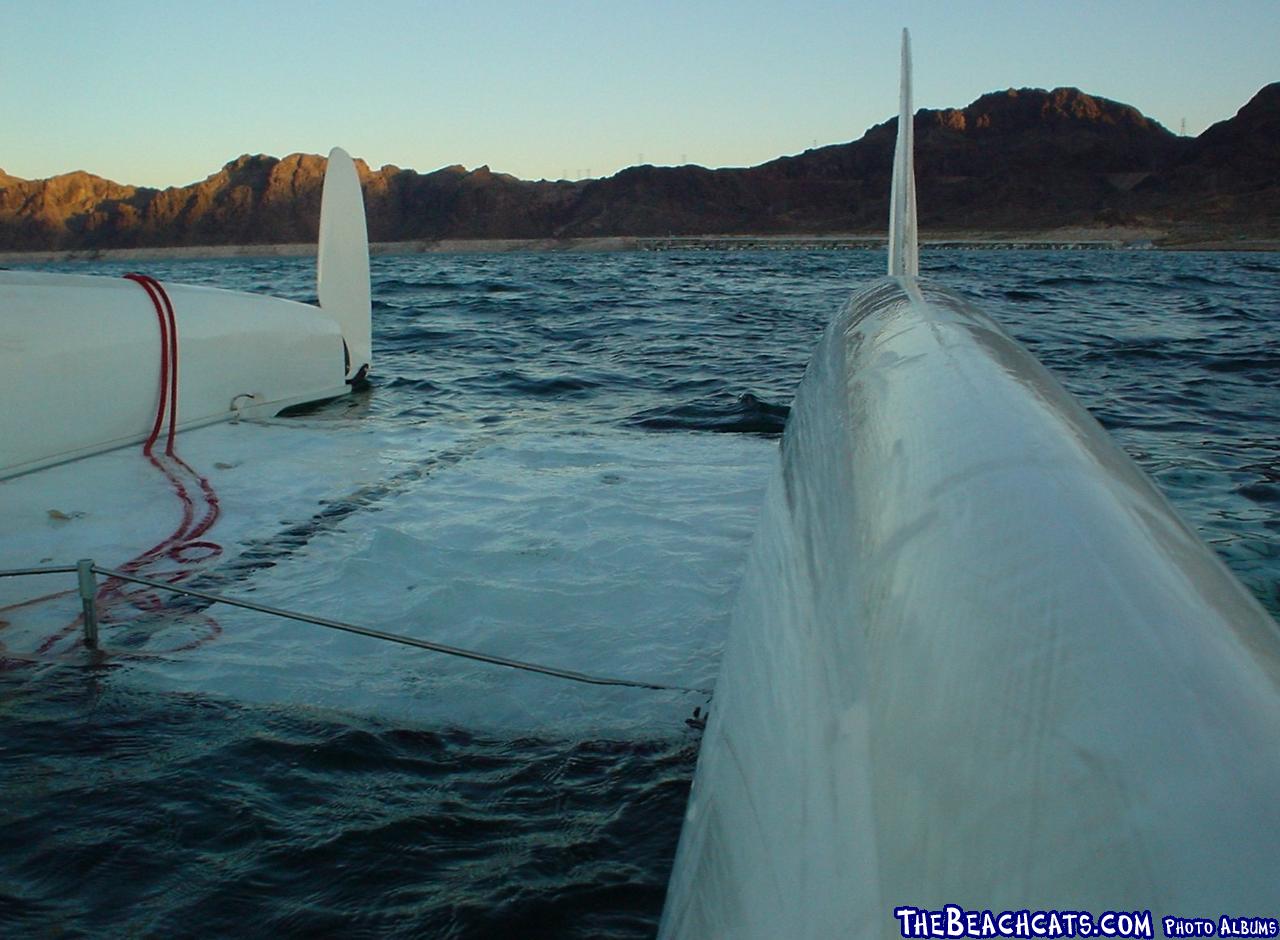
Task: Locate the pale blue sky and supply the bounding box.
[2,0,1275,187]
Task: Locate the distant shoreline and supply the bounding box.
[2,230,1277,265]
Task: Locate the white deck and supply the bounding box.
[0,418,772,735]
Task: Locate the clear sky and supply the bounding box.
[2,0,1275,188]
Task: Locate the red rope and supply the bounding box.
[5,275,228,664]
[123,274,171,455]
[105,275,224,605]
[89,275,226,653]
[159,276,180,456]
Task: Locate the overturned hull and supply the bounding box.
[0,273,351,478]
[660,278,1280,936]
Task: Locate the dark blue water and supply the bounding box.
[2,249,1278,937]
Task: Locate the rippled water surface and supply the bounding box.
[2,248,1277,937]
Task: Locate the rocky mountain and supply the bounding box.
[1,83,1276,251]
[1133,82,1280,233]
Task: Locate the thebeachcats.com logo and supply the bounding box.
[893,906,1279,939]
[1164,917,1280,937]
[893,906,1155,938]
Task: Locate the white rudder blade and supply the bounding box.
[318,146,372,381]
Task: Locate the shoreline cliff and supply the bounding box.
[2,83,1276,254]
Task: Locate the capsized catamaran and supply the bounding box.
[0,147,372,480]
[659,31,1280,936]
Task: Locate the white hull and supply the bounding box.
[659,278,1280,935]
[0,272,350,478]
